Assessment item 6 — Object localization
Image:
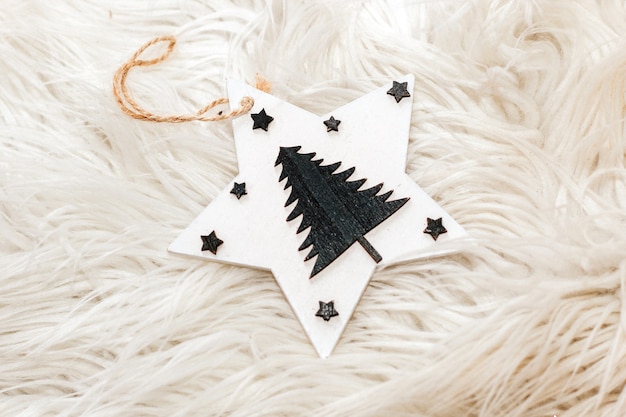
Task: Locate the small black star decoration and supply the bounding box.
[315,301,339,321]
[423,217,447,241]
[230,182,247,199]
[251,108,274,131]
[323,116,341,132]
[386,81,411,103]
[201,231,224,254]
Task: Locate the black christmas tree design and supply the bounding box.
[275,146,409,277]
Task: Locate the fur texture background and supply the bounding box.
[2,1,626,416]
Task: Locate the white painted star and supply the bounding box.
[169,75,467,357]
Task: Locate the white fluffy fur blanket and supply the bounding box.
[2,1,626,416]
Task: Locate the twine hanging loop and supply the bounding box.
[113,35,262,123]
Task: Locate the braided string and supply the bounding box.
[113,35,261,123]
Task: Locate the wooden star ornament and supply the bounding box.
[169,75,467,357]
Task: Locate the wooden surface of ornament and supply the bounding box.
[169,75,467,358]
